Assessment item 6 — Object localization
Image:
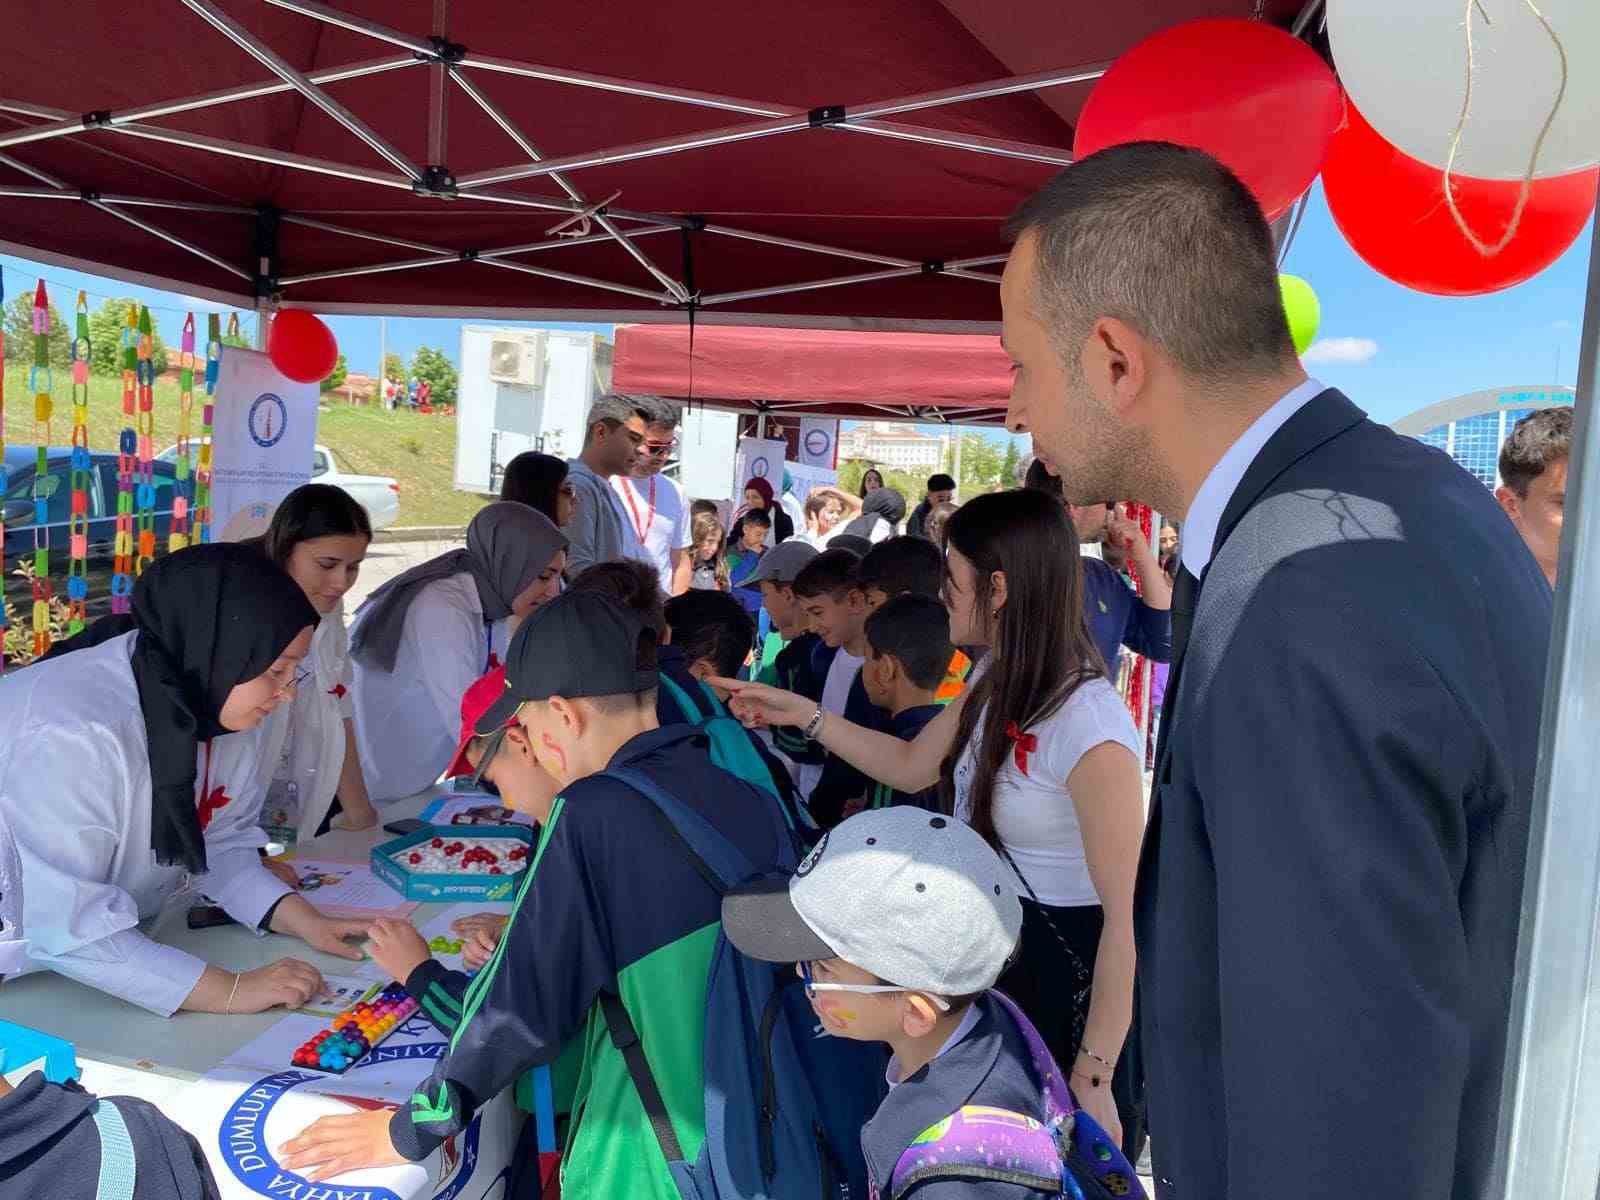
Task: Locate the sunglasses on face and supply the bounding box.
[641,441,677,457]
[800,961,951,1011]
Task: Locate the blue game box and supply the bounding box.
[371,825,535,902]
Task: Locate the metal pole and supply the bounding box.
[89,201,253,280]
[378,316,386,407]
[1492,215,1600,1200]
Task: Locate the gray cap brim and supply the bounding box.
[721,875,838,964]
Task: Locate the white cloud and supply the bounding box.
[1302,337,1378,365]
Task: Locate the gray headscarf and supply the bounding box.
[845,486,907,538]
[351,502,568,673]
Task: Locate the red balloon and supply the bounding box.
[1323,102,1598,297]
[1073,19,1341,220]
[268,310,338,383]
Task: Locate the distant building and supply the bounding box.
[1391,385,1575,488]
[838,422,950,473]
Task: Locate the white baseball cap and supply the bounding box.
[722,807,1023,997]
[0,819,29,978]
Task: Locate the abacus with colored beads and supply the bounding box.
[289,982,418,1075]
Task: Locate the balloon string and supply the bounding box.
[1442,0,1568,258]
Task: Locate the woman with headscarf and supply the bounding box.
[0,544,369,1017]
[731,476,793,545]
[823,483,908,543]
[349,502,568,802]
[500,451,576,527]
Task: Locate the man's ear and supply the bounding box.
[504,725,534,758]
[547,695,582,737]
[1495,484,1522,524]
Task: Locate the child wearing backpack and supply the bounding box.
[280,591,874,1200]
[856,595,953,814]
[722,807,1145,1200]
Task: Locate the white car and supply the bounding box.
[156,443,401,531]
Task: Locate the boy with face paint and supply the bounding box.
[722,808,1043,1200]
[281,592,789,1198]
[0,826,223,1200]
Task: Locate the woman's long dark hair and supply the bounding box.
[938,489,1103,845]
[858,468,885,498]
[501,452,569,523]
[259,483,372,566]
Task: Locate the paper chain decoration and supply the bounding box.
[135,306,157,575]
[30,282,53,659]
[0,267,7,666]
[112,304,137,614]
[170,315,195,552]
[67,293,92,634]
[197,313,221,545]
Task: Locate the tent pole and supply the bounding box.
[89,201,252,281]
[478,256,674,304]
[1491,212,1600,1199]
[700,264,1000,308]
[180,0,423,181]
[278,256,461,287]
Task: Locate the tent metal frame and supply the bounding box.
[0,0,1105,324]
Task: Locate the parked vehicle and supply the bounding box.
[154,442,401,530]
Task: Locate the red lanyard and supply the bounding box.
[620,476,656,543]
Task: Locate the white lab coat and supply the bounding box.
[257,604,356,843]
[0,632,292,1016]
[349,572,512,804]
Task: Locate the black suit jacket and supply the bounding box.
[1136,389,1551,1200]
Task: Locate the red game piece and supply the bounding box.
[409,852,422,864]
[490,866,503,875]
[431,837,444,848]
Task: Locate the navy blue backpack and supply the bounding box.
[600,766,886,1200]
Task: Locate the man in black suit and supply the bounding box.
[1000,141,1551,1200]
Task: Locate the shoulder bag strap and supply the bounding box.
[91,1100,138,1200]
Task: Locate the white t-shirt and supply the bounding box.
[798,648,864,801]
[350,573,513,803]
[613,472,692,594]
[953,665,1140,907]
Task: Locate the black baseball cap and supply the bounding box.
[475,590,659,733]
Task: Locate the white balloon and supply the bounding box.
[1328,0,1600,179]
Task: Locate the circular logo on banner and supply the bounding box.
[804,428,832,458]
[248,392,289,448]
[750,456,772,479]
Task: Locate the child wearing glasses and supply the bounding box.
[722,807,1143,1200]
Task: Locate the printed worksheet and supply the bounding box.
[289,858,418,919]
[421,793,534,828]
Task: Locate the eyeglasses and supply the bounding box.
[800,961,951,1011]
[641,440,677,458]
[272,665,314,697]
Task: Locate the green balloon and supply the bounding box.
[1279,274,1321,356]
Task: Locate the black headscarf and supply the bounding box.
[129,544,319,874]
[845,487,907,538]
[350,502,569,674]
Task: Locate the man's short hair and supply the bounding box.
[927,473,956,493]
[633,394,682,430]
[1005,141,1296,382]
[793,548,861,600]
[1499,407,1573,497]
[665,590,756,679]
[740,508,773,530]
[859,536,943,598]
[865,594,955,691]
[1022,458,1062,499]
[583,393,650,446]
[568,560,667,638]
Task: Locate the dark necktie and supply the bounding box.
[1170,566,1200,666]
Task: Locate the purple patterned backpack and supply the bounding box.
[884,992,1146,1200]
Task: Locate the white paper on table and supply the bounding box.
[287,859,419,919]
[184,1064,521,1199]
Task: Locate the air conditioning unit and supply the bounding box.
[488,332,547,388]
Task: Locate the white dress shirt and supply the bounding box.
[1180,377,1325,576]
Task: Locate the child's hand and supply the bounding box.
[263,857,301,890]
[365,917,430,983]
[451,913,509,970]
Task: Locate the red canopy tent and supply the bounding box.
[611,324,1014,424]
[0,0,1309,331]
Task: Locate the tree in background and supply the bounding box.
[86,299,169,375]
[2,292,70,368]
[409,345,458,406]
[954,433,1004,493]
[221,325,252,351]
[320,352,349,393]
[1001,439,1021,488]
[383,352,407,385]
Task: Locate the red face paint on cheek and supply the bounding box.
[540,732,569,773]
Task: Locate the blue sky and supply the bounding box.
[3,180,1593,434]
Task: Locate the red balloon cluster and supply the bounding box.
[1073,19,1342,221]
[1321,102,1598,296]
[268,310,339,383]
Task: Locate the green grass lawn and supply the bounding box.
[2,364,490,528]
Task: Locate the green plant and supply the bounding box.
[87,298,170,375]
[2,291,71,368]
[400,435,424,456]
[409,345,459,406]
[2,561,72,669]
[320,352,349,393]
